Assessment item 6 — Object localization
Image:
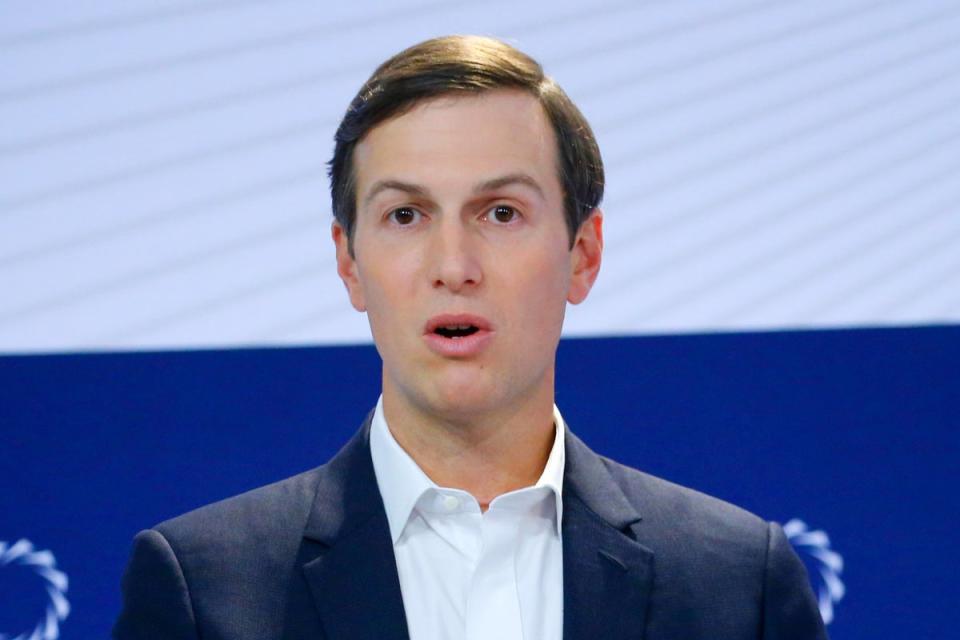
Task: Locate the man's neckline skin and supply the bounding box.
[380,370,558,511]
[332,90,603,510]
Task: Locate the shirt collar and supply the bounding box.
[369,395,566,544]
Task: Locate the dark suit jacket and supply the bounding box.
[114,418,828,639]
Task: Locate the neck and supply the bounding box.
[381,381,556,509]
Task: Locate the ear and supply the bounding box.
[332,222,366,312]
[567,209,603,305]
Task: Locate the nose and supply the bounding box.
[429,217,482,293]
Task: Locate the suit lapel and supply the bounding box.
[562,430,654,640]
[300,417,410,640]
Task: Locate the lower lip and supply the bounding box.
[423,330,494,358]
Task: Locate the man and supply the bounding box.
[115,36,827,639]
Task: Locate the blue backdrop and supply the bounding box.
[2,325,958,638]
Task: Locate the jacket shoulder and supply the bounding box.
[599,456,771,562]
[598,459,828,638]
[154,466,323,557]
[603,455,768,525]
[117,467,330,639]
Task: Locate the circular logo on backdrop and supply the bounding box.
[0,539,70,640]
[784,519,844,625]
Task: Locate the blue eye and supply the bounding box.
[389,207,420,225]
[488,205,518,224]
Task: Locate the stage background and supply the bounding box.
[2,1,958,638]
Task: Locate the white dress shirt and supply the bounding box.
[369,397,565,640]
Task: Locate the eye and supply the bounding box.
[486,205,519,225]
[388,207,421,225]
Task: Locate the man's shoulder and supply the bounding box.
[141,422,373,565]
[152,465,324,552]
[117,465,340,638]
[597,454,771,554]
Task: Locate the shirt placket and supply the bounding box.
[465,506,523,640]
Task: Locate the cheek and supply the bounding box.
[510,250,571,327]
[533,245,573,296]
[357,259,420,336]
[364,282,399,319]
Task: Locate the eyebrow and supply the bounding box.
[362,172,546,208]
[363,180,429,208]
[473,173,545,200]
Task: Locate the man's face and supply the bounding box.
[334,89,602,422]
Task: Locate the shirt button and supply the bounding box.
[442,495,460,511]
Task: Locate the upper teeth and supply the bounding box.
[444,325,472,330]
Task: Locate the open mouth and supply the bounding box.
[424,315,492,355]
[434,325,480,339]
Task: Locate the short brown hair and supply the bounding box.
[328,35,604,251]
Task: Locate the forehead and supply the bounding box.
[353,89,560,199]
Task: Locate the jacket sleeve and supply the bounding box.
[761,521,829,640]
[113,529,200,640]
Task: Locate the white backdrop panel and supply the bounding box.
[1,0,958,353]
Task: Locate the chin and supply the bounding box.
[430,382,493,411]
[421,378,506,420]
